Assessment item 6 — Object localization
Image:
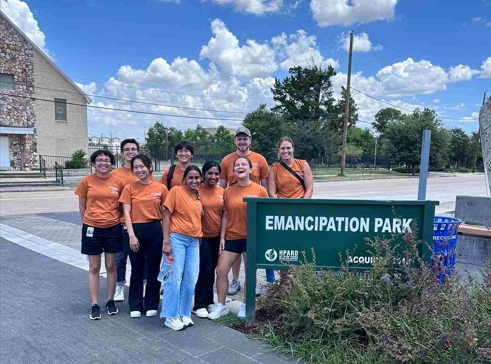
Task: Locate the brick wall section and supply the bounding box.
[0,16,37,169]
[34,49,88,157]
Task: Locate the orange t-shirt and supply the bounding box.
[75,174,125,228]
[272,159,306,198]
[159,165,185,189]
[224,182,268,240]
[112,166,156,184]
[164,186,203,238]
[220,151,269,186]
[111,167,156,225]
[199,184,224,238]
[119,181,169,224]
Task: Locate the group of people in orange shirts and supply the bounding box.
[75,126,314,331]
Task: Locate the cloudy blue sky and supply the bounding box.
[1,0,490,141]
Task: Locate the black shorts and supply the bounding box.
[81,223,123,255]
[224,239,247,254]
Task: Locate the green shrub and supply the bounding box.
[65,149,88,169]
[253,234,491,363]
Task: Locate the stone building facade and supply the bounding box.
[0,11,90,170]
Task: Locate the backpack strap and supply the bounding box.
[279,161,305,190]
[167,165,176,189]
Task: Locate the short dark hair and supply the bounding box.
[121,139,140,153]
[131,154,153,174]
[90,149,116,165]
[174,141,194,155]
[183,165,202,179]
[202,161,221,175]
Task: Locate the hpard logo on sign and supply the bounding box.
[265,249,278,262]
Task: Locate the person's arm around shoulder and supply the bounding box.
[303,161,314,199]
[268,165,277,198]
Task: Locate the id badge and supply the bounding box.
[86,227,94,237]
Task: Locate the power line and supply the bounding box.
[1,92,245,122]
[350,87,479,121]
[1,79,250,115]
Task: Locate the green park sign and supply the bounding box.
[244,198,439,321]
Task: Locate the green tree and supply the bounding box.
[65,150,88,169]
[470,131,483,172]
[271,65,338,128]
[346,126,376,156]
[208,125,235,157]
[448,128,472,168]
[384,108,449,174]
[373,108,403,134]
[336,86,359,127]
[145,122,184,159]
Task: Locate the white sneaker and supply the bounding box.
[207,304,216,313]
[208,303,230,320]
[180,316,194,327]
[193,308,209,318]
[228,279,241,295]
[114,286,125,302]
[130,311,141,318]
[146,310,158,317]
[165,317,185,331]
[238,303,246,319]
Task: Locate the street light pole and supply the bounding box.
[340,31,354,177]
[373,136,378,168]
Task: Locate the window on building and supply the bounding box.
[0,74,15,90]
[55,98,67,121]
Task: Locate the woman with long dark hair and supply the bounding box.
[75,149,125,320]
[119,155,168,318]
[160,165,203,331]
[192,161,224,318]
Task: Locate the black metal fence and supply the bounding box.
[42,147,392,174]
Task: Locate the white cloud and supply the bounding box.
[204,0,282,15]
[448,64,479,82]
[75,82,97,96]
[338,32,381,53]
[461,111,479,123]
[376,58,449,97]
[159,0,181,3]
[200,19,277,78]
[272,30,339,70]
[310,0,398,27]
[0,0,48,52]
[480,57,491,78]
[433,99,440,104]
[116,57,215,89]
[472,17,483,22]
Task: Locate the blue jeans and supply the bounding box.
[266,269,275,283]
[160,233,200,319]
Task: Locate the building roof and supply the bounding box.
[0,10,92,104]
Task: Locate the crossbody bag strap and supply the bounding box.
[279,161,305,190]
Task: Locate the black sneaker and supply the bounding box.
[90,304,101,320]
[105,299,119,315]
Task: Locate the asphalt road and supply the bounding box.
[312,173,488,214]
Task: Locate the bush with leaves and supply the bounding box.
[252,233,491,364]
[65,150,88,169]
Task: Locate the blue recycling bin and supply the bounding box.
[433,216,462,282]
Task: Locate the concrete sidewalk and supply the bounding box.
[0,238,298,364]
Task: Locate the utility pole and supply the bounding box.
[373,136,378,168]
[340,31,353,177]
[472,91,486,173]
